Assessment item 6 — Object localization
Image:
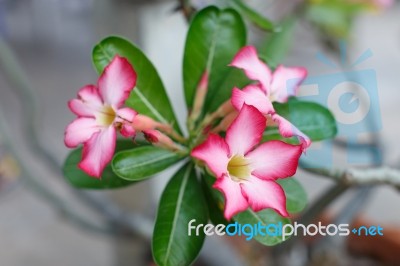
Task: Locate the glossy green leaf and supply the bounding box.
[152,164,208,266]
[234,209,291,246]
[183,6,248,113]
[231,0,275,31]
[63,140,141,189]
[112,146,183,181]
[277,178,307,214]
[258,17,296,68]
[92,36,181,133]
[263,98,337,142]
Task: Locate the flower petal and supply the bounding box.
[231,85,274,115]
[64,117,100,148]
[272,114,311,150]
[98,55,137,107]
[241,176,288,217]
[213,175,249,220]
[247,140,302,180]
[78,84,103,105]
[117,107,137,137]
[68,85,103,117]
[230,46,272,92]
[226,104,266,156]
[120,124,136,138]
[191,134,230,178]
[270,65,307,103]
[78,126,117,178]
[117,107,137,122]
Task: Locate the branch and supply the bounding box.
[272,162,400,260]
[300,161,400,190]
[0,110,111,235]
[0,37,152,237]
[177,0,195,22]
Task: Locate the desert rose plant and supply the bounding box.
[63,6,337,266]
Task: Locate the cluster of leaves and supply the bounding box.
[63,6,337,266]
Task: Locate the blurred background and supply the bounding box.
[0,0,400,265]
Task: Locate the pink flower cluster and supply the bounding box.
[64,46,310,220]
[191,46,310,220]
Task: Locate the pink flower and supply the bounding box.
[65,56,137,178]
[191,105,302,220]
[230,46,307,103]
[230,46,311,149]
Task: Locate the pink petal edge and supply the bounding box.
[230,46,272,92]
[78,126,117,178]
[241,176,289,217]
[64,117,100,148]
[231,85,274,115]
[270,65,307,103]
[213,175,249,220]
[247,140,302,180]
[191,134,230,179]
[272,113,311,150]
[225,104,266,156]
[98,55,137,108]
[68,85,103,117]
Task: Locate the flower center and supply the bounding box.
[227,155,251,182]
[96,105,116,126]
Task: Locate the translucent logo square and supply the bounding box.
[287,47,382,167]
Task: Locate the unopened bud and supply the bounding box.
[189,71,209,128]
[143,129,180,151]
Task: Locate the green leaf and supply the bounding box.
[263,98,337,142]
[234,209,291,246]
[231,0,275,31]
[112,146,183,181]
[183,6,248,113]
[277,178,307,214]
[152,164,208,266]
[92,36,182,133]
[63,140,141,189]
[258,17,296,68]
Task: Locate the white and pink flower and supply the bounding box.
[64,56,137,178]
[230,46,311,149]
[191,105,302,220]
